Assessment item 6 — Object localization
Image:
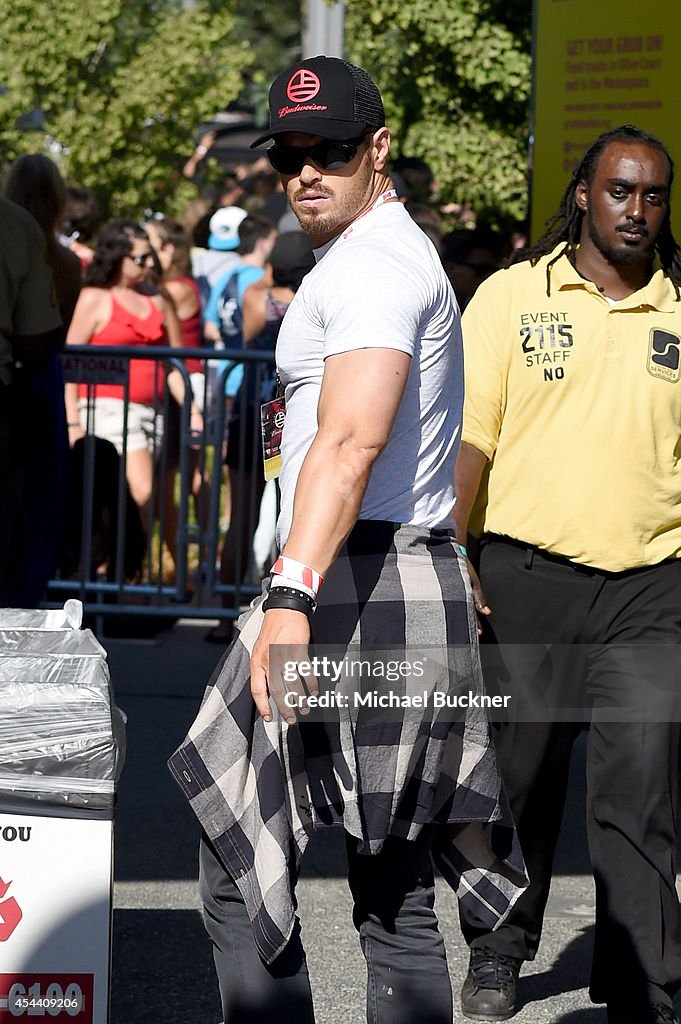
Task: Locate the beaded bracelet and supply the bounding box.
[262,585,317,618]
[270,574,317,600]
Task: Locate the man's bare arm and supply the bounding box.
[250,346,411,723]
[285,346,411,572]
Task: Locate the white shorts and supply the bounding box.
[78,397,163,455]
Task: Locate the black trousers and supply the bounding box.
[200,825,453,1024]
[459,536,681,1010]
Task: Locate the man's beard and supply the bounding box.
[291,199,334,236]
[587,215,656,266]
[288,154,374,241]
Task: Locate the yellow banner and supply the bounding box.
[531,0,681,241]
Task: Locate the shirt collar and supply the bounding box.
[544,244,679,313]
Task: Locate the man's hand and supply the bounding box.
[250,609,318,725]
[465,557,491,634]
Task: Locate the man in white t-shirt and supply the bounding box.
[173,56,525,1024]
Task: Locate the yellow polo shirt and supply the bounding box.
[461,246,681,571]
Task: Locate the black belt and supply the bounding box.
[483,533,675,578]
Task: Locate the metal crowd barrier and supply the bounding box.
[51,345,276,625]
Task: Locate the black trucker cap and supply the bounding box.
[250,55,385,148]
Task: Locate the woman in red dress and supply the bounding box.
[64,220,194,521]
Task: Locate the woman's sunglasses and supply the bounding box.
[129,252,155,267]
[266,135,369,175]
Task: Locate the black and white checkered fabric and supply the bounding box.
[169,521,527,963]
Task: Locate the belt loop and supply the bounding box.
[525,546,535,570]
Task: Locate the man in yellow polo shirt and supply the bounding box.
[455,125,681,1024]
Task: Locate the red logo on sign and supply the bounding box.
[287,69,321,103]
[0,878,22,942]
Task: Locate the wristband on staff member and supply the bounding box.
[457,542,468,558]
[262,585,317,618]
[195,144,208,156]
[270,556,324,597]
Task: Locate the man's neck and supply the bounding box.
[308,173,395,249]
[573,243,653,301]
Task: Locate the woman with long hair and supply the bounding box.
[145,217,207,569]
[2,153,81,604]
[4,153,81,329]
[145,218,205,407]
[64,219,198,526]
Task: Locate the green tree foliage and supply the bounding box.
[232,0,301,123]
[344,0,532,223]
[0,0,252,217]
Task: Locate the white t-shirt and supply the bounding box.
[275,200,463,548]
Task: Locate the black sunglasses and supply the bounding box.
[129,251,154,267]
[266,135,369,175]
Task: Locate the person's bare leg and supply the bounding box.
[126,445,154,554]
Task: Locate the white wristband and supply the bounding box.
[270,556,324,596]
[195,144,208,156]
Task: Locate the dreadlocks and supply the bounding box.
[517,125,681,299]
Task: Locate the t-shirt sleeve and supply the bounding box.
[13,221,61,337]
[319,247,424,360]
[460,274,508,460]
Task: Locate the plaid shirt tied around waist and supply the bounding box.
[169,521,527,963]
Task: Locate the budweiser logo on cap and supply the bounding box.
[287,69,321,103]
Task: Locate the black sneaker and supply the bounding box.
[460,946,522,1022]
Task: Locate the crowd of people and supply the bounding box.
[2,50,680,1024]
[0,109,518,616]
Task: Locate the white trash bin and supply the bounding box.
[0,601,124,1024]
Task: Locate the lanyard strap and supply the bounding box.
[341,188,399,241]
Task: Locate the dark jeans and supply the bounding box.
[460,536,681,1011]
[200,825,452,1024]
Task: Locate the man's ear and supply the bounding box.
[575,180,588,212]
[372,127,391,172]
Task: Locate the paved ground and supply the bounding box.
[105,620,678,1024]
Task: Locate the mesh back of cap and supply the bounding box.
[342,60,385,127]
